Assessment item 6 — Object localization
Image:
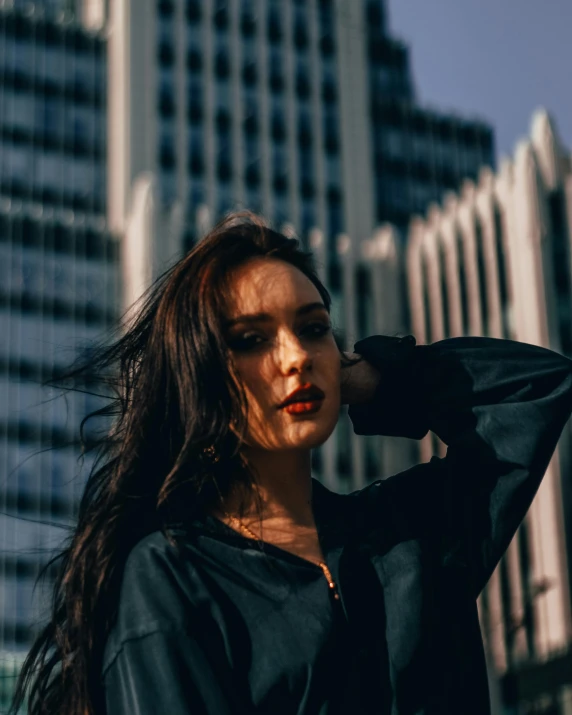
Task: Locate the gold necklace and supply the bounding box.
[225,513,340,601]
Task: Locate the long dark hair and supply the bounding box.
[10,211,354,715]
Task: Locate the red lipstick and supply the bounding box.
[278,383,325,414]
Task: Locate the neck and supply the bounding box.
[224,448,315,527]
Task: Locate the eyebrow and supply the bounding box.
[225,301,328,328]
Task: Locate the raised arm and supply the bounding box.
[347,334,572,595]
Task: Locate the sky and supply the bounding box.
[386,0,572,163]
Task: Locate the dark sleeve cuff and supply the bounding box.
[347,334,430,440]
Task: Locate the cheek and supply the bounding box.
[232,356,272,407]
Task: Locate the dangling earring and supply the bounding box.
[203,444,221,463]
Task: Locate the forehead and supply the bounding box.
[226,257,322,314]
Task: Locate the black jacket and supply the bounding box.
[101,335,572,714]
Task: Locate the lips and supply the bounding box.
[278,383,325,409]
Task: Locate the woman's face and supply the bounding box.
[224,257,341,453]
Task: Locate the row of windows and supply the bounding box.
[0,217,117,260]
[0,32,105,99]
[180,105,340,154]
[0,68,105,107]
[159,56,337,107]
[0,184,106,214]
[373,154,476,188]
[0,417,79,449]
[1,252,115,311]
[368,37,408,70]
[0,320,106,392]
[165,141,342,200]
[1,127,105,160]
[174,0,336,56]
[1,482,76,523]
[1,89,105,149]
[162,123,338,166]
[371,101,494,151]
[0,13,105,54]
[0,356,77,385]
[369,67,412,103]
[0,379,108,451]
[374,127,486,168]
[0,292,116,326]
[0,556,60,583]
[1,142,106,209]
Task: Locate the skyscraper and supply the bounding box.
[0,3,118,697]
[108,0,494,256]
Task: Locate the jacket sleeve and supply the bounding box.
[347,334,572,596]
[103,628,238,715]
[101,534,249,715]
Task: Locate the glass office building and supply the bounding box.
[0,5,118,706]
[109,0,494,253]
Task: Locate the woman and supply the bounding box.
[11,212,572,715]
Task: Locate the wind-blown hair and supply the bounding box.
[10,211,353,715]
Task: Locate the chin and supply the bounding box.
[287,416,338,449]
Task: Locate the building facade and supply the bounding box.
[405,109,572,714]
[0,4,118,706]
[109,0,494,264]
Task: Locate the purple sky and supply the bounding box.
[386,0,572,162]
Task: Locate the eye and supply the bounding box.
[302,322,332,338]
[227,333,265,351]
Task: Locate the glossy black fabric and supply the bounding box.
[101,335,572,714]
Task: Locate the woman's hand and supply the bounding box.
[340,352,382,406]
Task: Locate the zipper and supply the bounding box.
[317,561,340,600]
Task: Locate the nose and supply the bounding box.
[275,331,313,375]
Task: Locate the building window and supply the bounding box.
[267,6,283,44]
[158,39,175,67]
[214,50,230,79]
[243,93,258,135]
[269,48,284,93]
[548,190,572,355]
[298,110,312,148]
[159,80,176,118]
[242,61,257,86]
[456,231,470,335]
[319,34,335,57]
[217,133,232,182]
[293,11,309,50]
[186,0,201,23]
[323,109,339,154]
[301,202,315,235]
[187,79,203,123]
[240,2,256,37]
[296,63,311,100]
[327,190,343,246]
[187,49,202,72]
[421,249,432,343]
[271,109,286,142]
[474,216,489,336]
[493,205,511,339]
[189,180,204,209]
[159,133,176,170]
[158,0,175,17]
[189,129,204,175]
[366,0,386,32]
[438,240,450,337]
[245,162,260,188]
[213,2,229,31]
[322,75,337,104]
